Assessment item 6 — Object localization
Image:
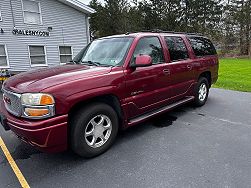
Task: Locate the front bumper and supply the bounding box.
[0,101,68,153]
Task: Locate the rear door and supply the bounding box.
[164,36,196,99]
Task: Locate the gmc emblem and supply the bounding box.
[3,95,11,105]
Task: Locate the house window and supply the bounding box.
[0,45,8,67]
[0,11,2,21]
[59,46,72,64]
[22,0,42,25]
[29,46,47,66]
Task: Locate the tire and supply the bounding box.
[193,77,209,107]
[70,103,119,158]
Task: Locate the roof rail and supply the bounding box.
[138,29,202,36]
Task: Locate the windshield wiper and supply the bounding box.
[68,60,78,64]
[81,61,101,66]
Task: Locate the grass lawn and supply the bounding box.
[213,58,251,92]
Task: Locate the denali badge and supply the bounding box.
[131,90,144,96]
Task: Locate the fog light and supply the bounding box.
[24,108,49,117]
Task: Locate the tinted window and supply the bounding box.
[132,37,164,65]
[165,37,189,61]
[189,37,217,56]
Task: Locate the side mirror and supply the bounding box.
[131,55,152,68]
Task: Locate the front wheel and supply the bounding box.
[70,103,119,158]
[193,77,209,107]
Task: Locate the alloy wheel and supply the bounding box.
[84,115,112,148]
[198,83,207,102]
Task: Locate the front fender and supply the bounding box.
[60,86,119,114]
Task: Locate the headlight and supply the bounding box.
[21,93,54,106]
[21,93,55,119]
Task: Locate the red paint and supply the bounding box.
[0,32,219,153]
[133,55,152,67]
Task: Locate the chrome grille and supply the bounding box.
[3,89,22,117]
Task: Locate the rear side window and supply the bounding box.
[132,37,165,65]
[165,37,189,62]
[188,37,217,57]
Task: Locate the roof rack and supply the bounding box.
[139,29,202,36]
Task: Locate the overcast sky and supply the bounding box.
[80,0,104,5]
[80,0,91,5]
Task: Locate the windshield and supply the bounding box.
[73,37,134,66]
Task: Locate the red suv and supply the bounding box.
[0,32,218,158]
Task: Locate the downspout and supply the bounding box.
[61,27,65,46]
[85,15,90,43]
[10,0,16,28]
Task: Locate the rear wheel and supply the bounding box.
[194,77,209,107]
[70,103,119,158]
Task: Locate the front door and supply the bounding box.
[124,36,172,119]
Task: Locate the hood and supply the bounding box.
[3,64,112,93]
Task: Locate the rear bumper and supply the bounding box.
[0,101,68,153]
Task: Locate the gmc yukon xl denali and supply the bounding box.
[0,32,218,158]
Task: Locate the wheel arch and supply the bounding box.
[199,71,212,87]
[68,94,125,129]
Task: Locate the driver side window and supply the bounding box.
[131,37,165,65]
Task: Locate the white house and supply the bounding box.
[0,0,95,73]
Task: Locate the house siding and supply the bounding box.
[0,0,89,72]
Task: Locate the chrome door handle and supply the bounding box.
[163,69,170,75]
[187,65,192,70]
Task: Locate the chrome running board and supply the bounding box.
[128,96,194,126]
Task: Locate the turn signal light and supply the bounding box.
[25,108,49,117]
[40,95,54,105]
